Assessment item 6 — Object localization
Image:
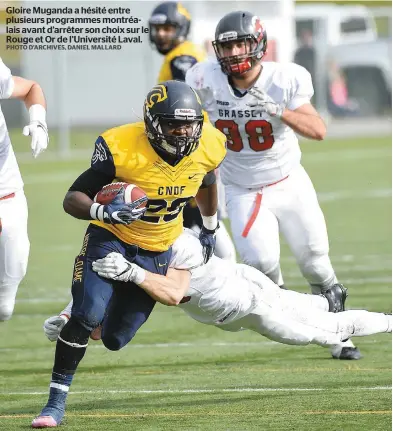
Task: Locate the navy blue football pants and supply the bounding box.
[70,224,171,350]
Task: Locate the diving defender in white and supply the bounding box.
[44,230,391,351]
[185,11,360,360]
[0,58,49,321]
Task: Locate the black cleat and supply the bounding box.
[322,283,348,313]
[332,346,363,360]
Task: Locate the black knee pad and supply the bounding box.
[60,316,91,345]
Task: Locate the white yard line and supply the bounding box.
[0,386,390,396]
[318,189,391,202]
[0,341,280,352]
[23,170,83,185]
[303,147,391,162]
[18,149,92,164]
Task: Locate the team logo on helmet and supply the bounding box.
[252,16,264,44]
[145,84,168,108]
[177,3,191,20]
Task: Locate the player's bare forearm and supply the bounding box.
[11,76,46,109]
[281,108,326,141]
[195,182,218,216]
[63,191,94,220]
[139,268,191,306]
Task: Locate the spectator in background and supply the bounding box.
[327,61,359,117]
[294,29,316,82]
[294,29,316,103]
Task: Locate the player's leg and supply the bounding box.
[101,281,156,350]
[215,171,237,262]
[101,247,171,350]
[240,292,391,347]
[276,165,338,293]
[275,166,361,358]
[214,221,236,262]
[32,225,125,428]
[238,263,331,311]
[225,184,283,285]
[0,191,29,321]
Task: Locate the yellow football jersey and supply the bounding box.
[158,41,206,83]
[92,122,226,252]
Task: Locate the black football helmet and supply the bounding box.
[149,2,191,54]
[144,80,203,161]
[212,11,267,76]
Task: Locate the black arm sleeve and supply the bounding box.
[68,136,116,199]
[199,170,216,189]
[68,168,115,200]
[170,55,198,81]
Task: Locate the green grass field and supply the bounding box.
[0,133,391,430]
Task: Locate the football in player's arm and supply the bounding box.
[32,80,226,428]
[0,58,48,322]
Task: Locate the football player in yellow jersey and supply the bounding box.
[32,80,226,428]
[149,2,236,263]
[148,1,206,82]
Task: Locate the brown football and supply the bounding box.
[94,182,147,208]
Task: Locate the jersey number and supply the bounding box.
[215,119,274,152]
[141,197,190,224]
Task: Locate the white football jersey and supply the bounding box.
[170,229,260,325]
[186,60,314,188]
[0,59,23,197]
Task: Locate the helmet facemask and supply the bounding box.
[213,36,264,76]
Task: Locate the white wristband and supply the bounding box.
[29,104,46,123]
[133,266,146,285]
[90,203,104,222]
[202,213,218,231]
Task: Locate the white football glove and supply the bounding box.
[23,104,49,158]
[43,314,69,342]
[247,87,284,118]
[92,252,146,284]
[23,121,49,158]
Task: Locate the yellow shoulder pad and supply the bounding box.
[100,122,147,169]
[196,122,227,170]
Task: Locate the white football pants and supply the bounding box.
[0,190,29,321]
[225,165,337,293]
[218,267,391,347]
